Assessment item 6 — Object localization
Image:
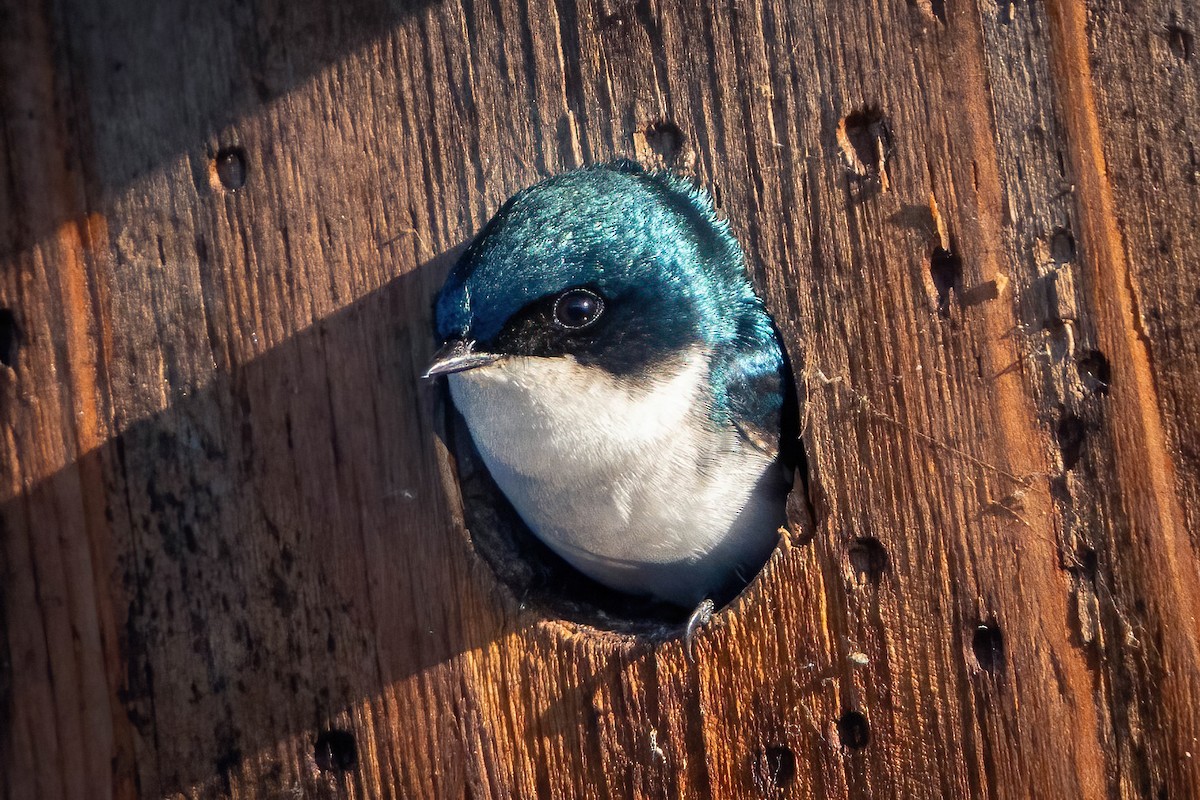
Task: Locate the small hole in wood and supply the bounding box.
[972,622,1005,671]
[757,744,797,789]
[211,147,247,191]
[0,309,18,368]
[314,729,357,772]
[1167,25,1194,61]
[930,247,962,317]
[1075,545,1098,578]
[634,120,686,169]
[848,537,889,584]
[836,108,892,186]
[1056,413,1088,471]
[908,0,946,25]
[1050,228,1076,263]
[837,711,870,749]
[1076,350,1111,395]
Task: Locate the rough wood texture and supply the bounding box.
[3,0,1199,796]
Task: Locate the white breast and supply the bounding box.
[447,348,784,606]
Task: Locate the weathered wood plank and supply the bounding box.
[2,0,1198,797]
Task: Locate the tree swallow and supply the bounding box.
[426,161,793,613]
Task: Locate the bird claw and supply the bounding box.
[684,599,715,663]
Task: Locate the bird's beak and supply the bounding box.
[423,339,501,378]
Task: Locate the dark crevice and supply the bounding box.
[212,147,247,191]
[848,537,889,584]
[1167,25,1194,62]
[638,120,684,168]
[1077,350,1111,395]
[836,108,892,190]
[836,711,870,749]
[972,622,1005,672]
[1050,227,1076,263]
[314,729,357,772]
[0,309,19,368]
[930,247,962,317]
[908,0,947,25]
[1056,413,1088,471]
[756,744,797,789]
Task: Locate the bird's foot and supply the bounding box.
[684,598,715,663]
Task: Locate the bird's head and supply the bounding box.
[426,161,765,381]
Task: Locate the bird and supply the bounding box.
[425,160,793,618]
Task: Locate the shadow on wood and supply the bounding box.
[0,246,516,793]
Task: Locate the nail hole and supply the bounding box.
[1073,545,1098,578]
[211,147,247,191]
[634,120,685,168]
[972,622,1005,672]
[836,711,870,749]
[1167,25,1194,61]
[1050,228,1076,263]
[848,537,889,584]
[1076,350,1111,395]
[930,247,962,317]
[1055,413,1088,471]
[836,108,892,185]
[314,729,357,772]
[0,309,18,368]
[756,744,797,789]
[908,0,946,25]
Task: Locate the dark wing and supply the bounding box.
[710,319,795,461]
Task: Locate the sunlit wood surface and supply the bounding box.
[2,0,1199,796]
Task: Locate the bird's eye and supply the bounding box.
[553,288,605,330]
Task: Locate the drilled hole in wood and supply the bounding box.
[1167,25,1194,61]
[314,729,357,772]
[1050,228,1076,263]
[635,120,685,167]
[211,147,247,191]
[908,0,946,25]
[1056,413,1088,471]
[836,108,891,186]
[1077,350,1111,395]
[1074,545,1098,578]
[836,711,870,749]
[0,309,18,368]
[930,247,962,317]
[972,622,1005,672]
[848,536,889,584]
[756,744,797,789]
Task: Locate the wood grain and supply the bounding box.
[2,0,1198,796]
